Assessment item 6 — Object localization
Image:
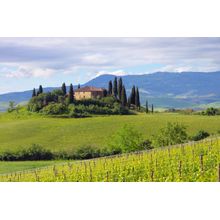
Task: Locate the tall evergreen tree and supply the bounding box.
[130,86,136,104]
[68,83,74,104]
[113,77,118,98]
[146,100,149,113]
[118,77,123,101]
[135,87,140,109]
[103,89,108,97]
[108,80,113,95]
[61,83,67,95]
[151,104,154,114]
[127,97,131,108]
[121,85,127,107]
[32,88,36,97]
[38,85,43,94]
[78,84,80,89]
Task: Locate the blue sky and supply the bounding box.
[0,37,220,94]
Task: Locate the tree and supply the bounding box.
[109,124,143,153]
[103,89,108,97]
[38,85,43,94]
[78,84,80,89]
[108,80,113,95]
[8,101,15,113]
[153,122,188,147]
[121,86,127,107]
[130,86,136,105]
[113,77,118,98]
[118,77,123,101]
[68,83,74,104]
[151,104,154,114]
[32,88,36,97]
[127,97,131,108]
[135,87,140,109]
[61,83,67,95]
[146,100,149,113]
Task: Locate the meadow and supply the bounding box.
[0,112,220,153]
[1,138,219,182]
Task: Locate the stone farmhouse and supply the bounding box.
[74,86,105,100]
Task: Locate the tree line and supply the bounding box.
[108,77,141,109]
[32,77,142,110]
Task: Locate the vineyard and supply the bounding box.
[0,138,220,182]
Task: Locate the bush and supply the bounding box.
[139,139,154,150]
[201,107,220,116]
[191,130,210,141]
[41,103,67,115]
[0,144,53,161]
[109,125,144,153]
[153,122,188,147]
[73,146,100,160]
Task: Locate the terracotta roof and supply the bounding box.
[75,86,104,92]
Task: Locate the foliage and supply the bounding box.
[109,125,144,153]
[7,101,16,113]
[1,138,220,182]
[153,122,188,147]
[0,144,53,161]
[1,113,220,153]
[41,103,67,115]
[191,130,210,141]
[201,107,220,116]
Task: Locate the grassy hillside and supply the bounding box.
[0,161,63,174]
[0,112,220,153]
[1,138,219,182]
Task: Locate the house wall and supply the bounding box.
[74,91,103,100]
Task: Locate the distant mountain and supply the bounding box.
[1,71,220,111]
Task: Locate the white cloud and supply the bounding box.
[5,66,54,78]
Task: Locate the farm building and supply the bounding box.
[74,86,105,100]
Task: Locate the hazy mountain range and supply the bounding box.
[1,71,220,111]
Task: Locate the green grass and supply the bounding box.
[0,160,64,174]
[0,112,220,153]
[1,138,219,181]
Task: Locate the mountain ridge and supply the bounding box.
[1,71,220,111]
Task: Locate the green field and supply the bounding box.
[0,161,64,174]
[1,138,219,182]
[0,112,220,153]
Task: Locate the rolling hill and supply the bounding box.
[1,71,220,111]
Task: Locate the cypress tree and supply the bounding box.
[128,97,131,108]
[113,77,118,98]
[108,80,113,95]
[61,83,67,95]
[146,100,149,113]
[118,77,123,101]
[32,88,36,97]
[135,87,140,109]
[151,104,154,113]
[68,83,74,104]
[130,86,136,104]
[121,85,127,107]
[78,84,80,89]
[39,85,43,94]
[103,89,108,97]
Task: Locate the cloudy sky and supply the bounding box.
[0,37,220,94]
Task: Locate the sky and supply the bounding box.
[0,37,220,94]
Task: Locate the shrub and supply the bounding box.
[109,125,144,153]
[73,146,100,160]
[153,122,188,147]
[41,103,67,115]
[139,139,154,150]
[191,130,210,141]
[201,107,220,116]
[0,144,53,161]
